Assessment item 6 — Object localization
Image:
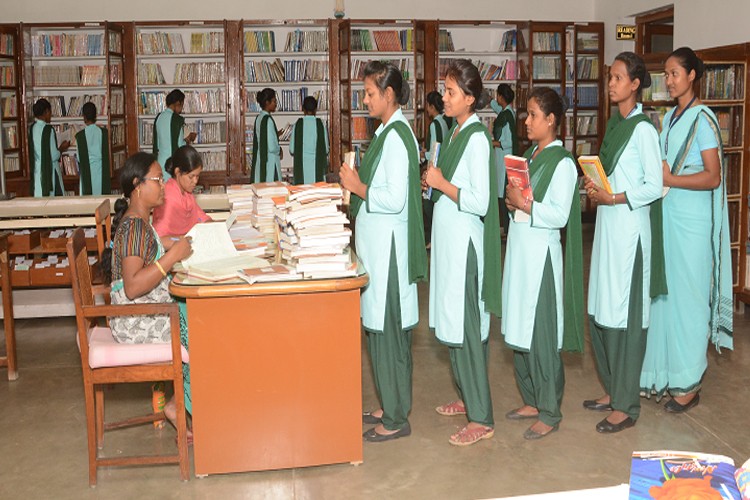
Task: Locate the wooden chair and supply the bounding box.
[67,228,189,486]
[0,232,18,381]
[93,199,112,262]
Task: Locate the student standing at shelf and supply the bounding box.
[100,152,194,441]
[339,61,426,443]
[490,83,517,234]
[422,90,451,249]
[76,102,110,195]
[153,89,197,181]
[29,98,70,197]
[640,47,733,412]
[251,87,283,183]
[424,59,502,446]
[152,145,212,239]
[289,96,329,184]
[502,87,583,440]
[582,52,663,434]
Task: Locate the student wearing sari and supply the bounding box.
[289,96,329,184]
[76,102,110,195]
[29,98,69,197]
[252,88,282,183]
[583,52,662,433]
[640,47,733,412]
[424,59,502,446]
[339,62,426,443]
[422,90,451,248]
[152,145,211,239]
[502,87,584,440]
[153,89,196,181]
[490,83,517,234]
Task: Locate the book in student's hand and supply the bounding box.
[628,450,745,499]
[343,151,356,205]
[504,154,532,223]
[425,142,441,199]
[578,155,612,194]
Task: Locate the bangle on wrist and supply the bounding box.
[611,193,616,206]
[523,197,530,210]
[154,260,167,277]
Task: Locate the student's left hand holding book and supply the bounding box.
[339,152,363,203]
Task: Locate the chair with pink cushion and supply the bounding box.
[67,228,189,486]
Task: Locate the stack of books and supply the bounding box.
[274,183,355,279]
[230,182,289,255]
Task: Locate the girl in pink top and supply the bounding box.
[153,145,212,239]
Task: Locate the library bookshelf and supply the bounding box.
[0,25,23,181]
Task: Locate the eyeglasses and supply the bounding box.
[144,176,165,185]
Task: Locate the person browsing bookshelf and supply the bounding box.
[251,87,283,183]
[422,90,451,248]
[339,61,427,443]
[490,83,517,234]
[152,145,212,240]
[424,59,502,446]
[501,87,584,440]
[99,152,194,442]
[29,98,70,197]
[289,96,329,184]
[153,89,197,181]
[583,52,663,434]
[76,102,110,195]
[640,47,733,413]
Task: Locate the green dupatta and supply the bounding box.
[666,105,733,350]
[152,110,184,160]
[252,113,279,182]
[493,106,518,155]
[350,120,427,284]
[599,110,667,297]
[76,126,111,195]
[430,120,503,317]
[28,123,62,196]
[523,144,584,352]
[292,117,327,184]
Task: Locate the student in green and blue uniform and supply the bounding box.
[153,89,196,181]
[76,102,111,195]
[490,83,517,233]
[29,98,70,197]
[583,52,663,434]
[339,61,426,443]
[424,59,502,447]
[289,96,329,184]
[640,47,733,413]
[422,90,451,248]
[252,88,282,183]
[502,87,584,440]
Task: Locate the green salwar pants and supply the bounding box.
[448,240,494,427]
[513,252,564,427]
[590,241,647,421]
[365,238,412,431]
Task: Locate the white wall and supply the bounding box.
[4,0,597,23]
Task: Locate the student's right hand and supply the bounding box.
[168,236,193,263]
[185,132,197,144]
[59,140,70,152]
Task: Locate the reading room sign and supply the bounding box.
[616,24,636,40]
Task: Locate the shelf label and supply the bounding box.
[616,25,636,40]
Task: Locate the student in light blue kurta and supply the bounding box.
[153,89,196,181]
[289,96,329,184]
[252,88,282,183]
[425,60,502,447]
[422,91,450,248]
[339,62,427,443]
[490,83,516,234]
[29,98,69,197]
[76,102,110,195]
[641,47,733,413]
[502,87,584,440]
[583,53,663,434]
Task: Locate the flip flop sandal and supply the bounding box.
[435,401,467,416]
[449,425,494,446]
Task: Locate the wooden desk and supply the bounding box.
[170,274,368,475]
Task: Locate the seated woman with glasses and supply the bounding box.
[100,152,194,439]
[152,145,212,240]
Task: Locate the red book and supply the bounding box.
[504,154,533,200]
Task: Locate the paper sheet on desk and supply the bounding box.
[182,222,240,268]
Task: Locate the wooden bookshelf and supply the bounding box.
[0,24,23,182]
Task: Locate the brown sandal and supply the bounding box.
[449,425,494,446]
[435,400,467,416]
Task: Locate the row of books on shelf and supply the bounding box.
[3,155,19,173]
[0,34,14,57]
[61,154,79,176]
[532,30,599,53]
[244,59,328,84]
[532,32,561,52]
[715,107,744,146]
[352,116,379,141]
[1,66,14,86]
[351,29,413,52]
[702,64,745,100]
[532,55,560,79]
[352,58,410,81]
[138,88,226,115]
[643,73,669,101]
[140,119,226,146]
[110,121,125,146]
[500,30,524,52]
[33,65,106,87]
[1,95,17,118]
[283,30,328,53]
[198,151,226,172]
[174,62,225,85]
[570,56,599,79]
[563,113,598,136]
[2,124,17,149]
[439,58,520,81]
[30,33,104,57]
[243,31,278,54]
[246,87,329,113]
[39,93,123,118]
[108,31,122,54]
[725,152,742,195]
[137,31,223,55]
